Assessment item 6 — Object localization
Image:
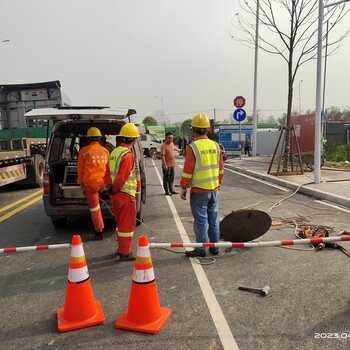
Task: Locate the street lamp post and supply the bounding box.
[315,0,350,184]
[252,0,260,157]
[298,80,303,115]
[155,95,164,125]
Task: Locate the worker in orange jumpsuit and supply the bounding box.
[78,127,109,240]
[104,123,140,261]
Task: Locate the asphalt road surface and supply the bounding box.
[1,157,350,350]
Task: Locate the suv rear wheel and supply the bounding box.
[51,217,68,229]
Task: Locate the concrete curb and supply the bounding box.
[228,164,350,209]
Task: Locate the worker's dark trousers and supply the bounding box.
[162,166,175,193]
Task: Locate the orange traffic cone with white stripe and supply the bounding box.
[115,235,172,334]
[57,235,105,332]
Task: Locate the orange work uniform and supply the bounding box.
[78,141,109,232]
[104,142,136,255]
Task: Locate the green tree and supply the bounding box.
[142,116,158,127]
[180,119,192,139]
[343,108,350,120]
[232,0,349,171]
[277,113,287,126]
[245,115,253,124]
[328,106,343,120]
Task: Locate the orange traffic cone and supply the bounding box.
[115,235,172,334]
[57,235,105,332]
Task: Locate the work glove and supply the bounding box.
[100,184,113,199]
[180,188,187,200]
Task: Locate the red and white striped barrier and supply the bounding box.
[2,236,350,254]
[0,243,70,254]
[149,236,350,249]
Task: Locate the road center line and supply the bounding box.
[0,189,43,213]
[152,159,239,350]
[0,195,42,222]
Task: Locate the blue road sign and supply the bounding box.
[233,108,247,122]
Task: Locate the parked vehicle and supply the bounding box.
[25,106,146,228]
[0,137,45,187]
[140,133,162,157]
[0,80,70,187]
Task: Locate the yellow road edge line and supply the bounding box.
[0,195,42,222]
[0,189,43,213]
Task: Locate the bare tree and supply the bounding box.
[231,0,350,171]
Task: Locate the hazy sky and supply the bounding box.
[1,0,350,124]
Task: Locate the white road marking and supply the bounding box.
[224,166,289,192]
[315,200,350,213]
[152,159,239,350]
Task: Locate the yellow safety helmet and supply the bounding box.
[87,127,102,137]
[191,113,210,128]
[119,123,140,138]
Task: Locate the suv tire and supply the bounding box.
[51,217,68,229]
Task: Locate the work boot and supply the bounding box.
[185,250,206,258]
[119,253,136,261]
[90,231,103,240]
[209,249,219,256]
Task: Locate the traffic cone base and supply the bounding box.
[57,301,105,332]
[56,234,105,332]
[115,235,172,334]
[115,306,171,334]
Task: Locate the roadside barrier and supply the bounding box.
[2,235,350,254]
[57,235,105,332]
[0,243,70,253]
[149,235,350,249]
[115,235,172,334]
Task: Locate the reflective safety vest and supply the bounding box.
[109,146,137,197]
[185,139,220,190]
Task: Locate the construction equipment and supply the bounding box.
[238,285,271,296]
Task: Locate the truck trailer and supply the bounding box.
[0,80,70,187]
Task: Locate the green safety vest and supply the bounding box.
[109,146,136,197]
[184,139,220,190]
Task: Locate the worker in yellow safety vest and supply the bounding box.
[78,127,109,240]
[180,113,224,257]
[104,123,140,261]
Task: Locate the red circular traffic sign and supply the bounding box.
[233,96,246,108]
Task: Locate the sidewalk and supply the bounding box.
[225,156,350,208]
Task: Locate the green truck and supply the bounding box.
[0,80,70,187]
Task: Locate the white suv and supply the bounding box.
[25,107,146,228]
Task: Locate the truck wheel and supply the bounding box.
[33,154,45,187]
[51,217,68,229]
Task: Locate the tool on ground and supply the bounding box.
[220,209,272,242]
[238,285,270,296]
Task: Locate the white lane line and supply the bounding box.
[224,167,288,192]
[315,200,350,213]
[152,159,239,350]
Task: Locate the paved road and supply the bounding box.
[1,157,350,349]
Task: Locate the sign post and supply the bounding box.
[233,99,247,160]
